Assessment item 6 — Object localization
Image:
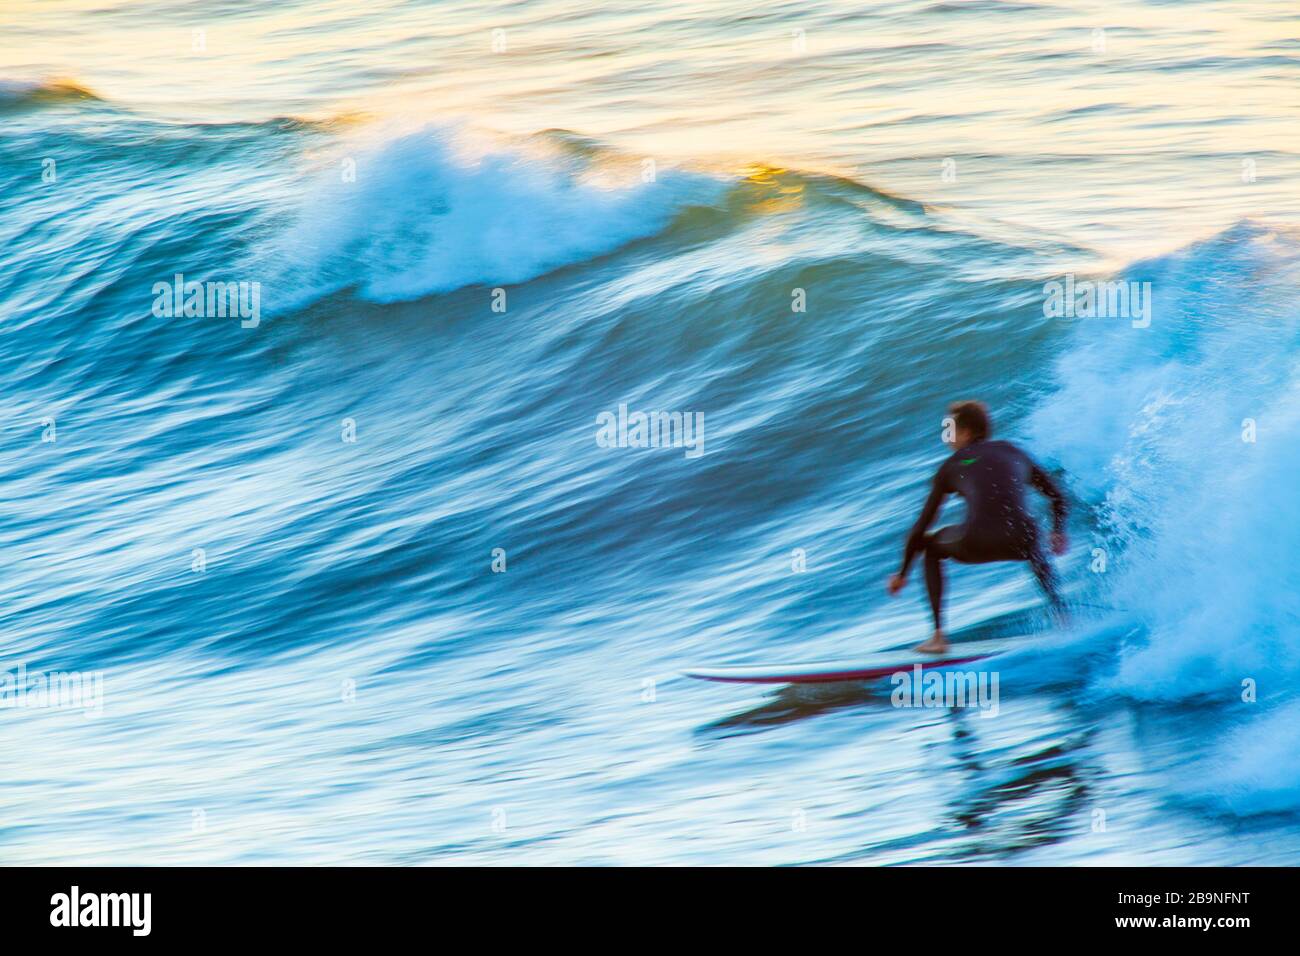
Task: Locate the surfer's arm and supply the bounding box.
[899,472,947,575]
[1029,461,1067,535]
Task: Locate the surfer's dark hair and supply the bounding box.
[949,400,990,441]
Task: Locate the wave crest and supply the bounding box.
[271,124,727,305]
[0,77,99,107]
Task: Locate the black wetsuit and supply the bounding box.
[898,439,1067,629]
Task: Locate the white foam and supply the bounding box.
[273,123,724,305]
[1027,222,1300,812]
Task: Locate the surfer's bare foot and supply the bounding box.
[914,631,949,654]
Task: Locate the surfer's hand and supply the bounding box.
[887,573,906,595]
[1050,531,1068,556]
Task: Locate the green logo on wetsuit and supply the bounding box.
[960,457,978,465]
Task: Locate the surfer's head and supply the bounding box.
[946,400,990,449]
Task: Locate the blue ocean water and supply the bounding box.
[1,0,1299,864]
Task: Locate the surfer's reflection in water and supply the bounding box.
[699,677,1096,862]
[939,714,1095,858]
[887,401,1069,654]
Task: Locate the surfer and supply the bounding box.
[887,401,1068,654]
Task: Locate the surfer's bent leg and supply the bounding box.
[922,527,965,630]
[919,522,1063,634]
[923,540,945,629]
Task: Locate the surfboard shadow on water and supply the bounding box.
[695,678,897,737]
[692,602,1122,738]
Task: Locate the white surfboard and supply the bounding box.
[683,636,1031,684]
